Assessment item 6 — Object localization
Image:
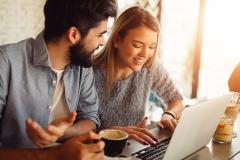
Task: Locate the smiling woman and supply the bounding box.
[93,6,184,146]
[114,26,157,72]
[94,6,160,92]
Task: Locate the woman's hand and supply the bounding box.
[112,117,158,145]
[158,100,184,132]
[158,113,177,132]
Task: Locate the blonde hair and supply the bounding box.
[94,6,160,93]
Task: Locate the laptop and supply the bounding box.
[121,94,231,160]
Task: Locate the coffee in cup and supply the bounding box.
[99,129,128,157]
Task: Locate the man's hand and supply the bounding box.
[112,117,158,146]
[158,113,177,132]
[0,131,104,160]
[25,112,76,147]
[55,131,105,160]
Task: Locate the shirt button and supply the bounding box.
[48,105,52,109]
[53,80,56,85]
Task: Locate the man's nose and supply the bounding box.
[99,37,106,46]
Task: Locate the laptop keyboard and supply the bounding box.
[131,138,171,160]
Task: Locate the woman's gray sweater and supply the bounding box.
[93,63,183,130]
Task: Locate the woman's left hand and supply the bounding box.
[157,114,177,132]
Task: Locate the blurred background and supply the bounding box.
[1,0,240,121]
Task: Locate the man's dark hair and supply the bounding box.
[43,0,117,41]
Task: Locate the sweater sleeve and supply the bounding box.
[151,62,183,105]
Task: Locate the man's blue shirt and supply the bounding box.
[0,33,100,148]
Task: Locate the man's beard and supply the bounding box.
[69,41,97,68]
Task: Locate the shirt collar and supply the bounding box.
[32,32,51,67]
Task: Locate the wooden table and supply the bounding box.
[229,151,240,160]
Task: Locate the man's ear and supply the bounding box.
[67,27,81,44]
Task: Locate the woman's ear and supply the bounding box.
[67,27,81,44]
[113,34,122,48]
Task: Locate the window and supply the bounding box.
[199,0,240,98]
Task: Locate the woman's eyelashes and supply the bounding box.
[132,42,156,50]
[132,42,143,48]
[149,46,156,50]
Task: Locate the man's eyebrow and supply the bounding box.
[99,30,107,35]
